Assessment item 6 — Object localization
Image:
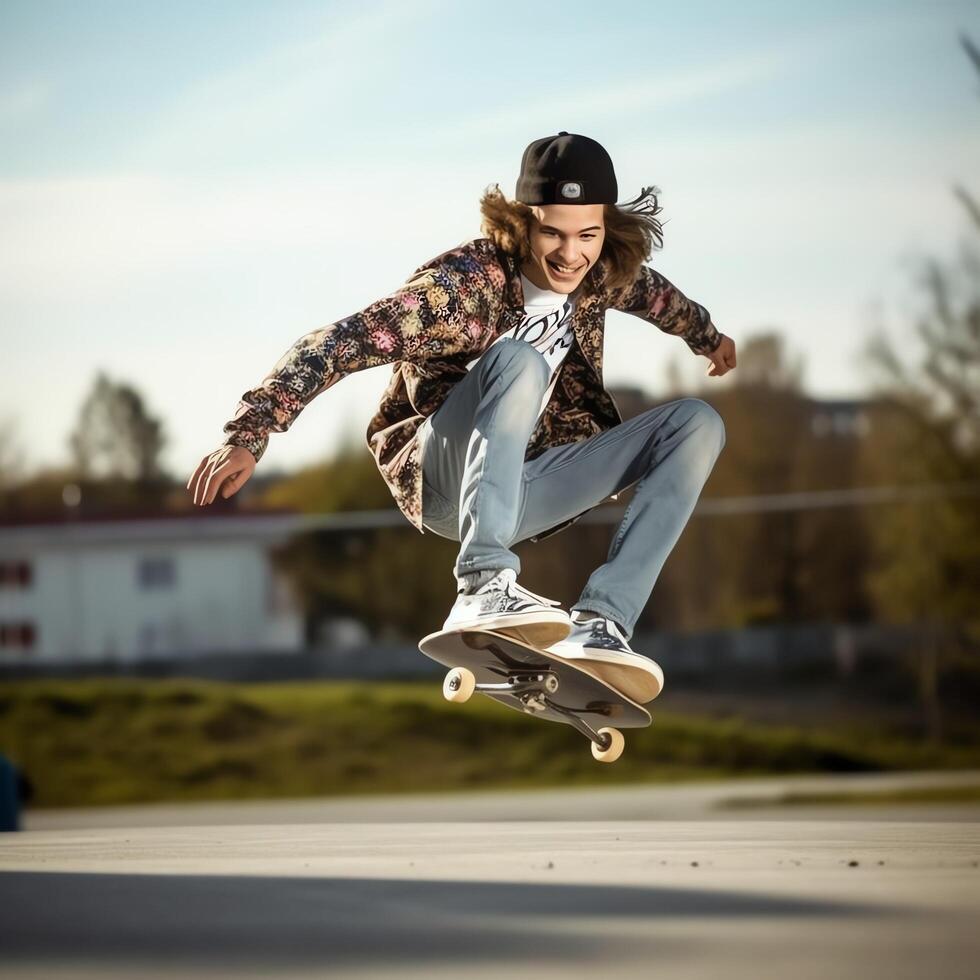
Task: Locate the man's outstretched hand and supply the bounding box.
[705,334,737,377]
[187,445,256,506]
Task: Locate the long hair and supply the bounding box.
[478,183,665,297]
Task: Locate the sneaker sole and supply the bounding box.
[545,641,664,703]
[443,610,571,648]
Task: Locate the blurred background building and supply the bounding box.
[0,511,304,663]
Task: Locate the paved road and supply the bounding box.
[3,775,979,979]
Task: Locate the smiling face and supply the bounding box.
[521,203,606,294]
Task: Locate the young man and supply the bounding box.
[188,132,736,699]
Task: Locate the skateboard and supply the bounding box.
[418,627,652,763]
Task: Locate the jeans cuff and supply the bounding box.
[454,560,520,586]
[456,557,520,574]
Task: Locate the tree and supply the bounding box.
[696,331,814,625]
[68,372,168,481]
[258,442,393,513]
[858,32,980,742]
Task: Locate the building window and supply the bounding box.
[0,560,32,589]
[137,556,176,590]
[0,622,36,651]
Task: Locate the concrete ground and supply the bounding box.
[20,768,980,829]
[2,772,979,979]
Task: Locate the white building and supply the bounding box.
[0,512,312,664]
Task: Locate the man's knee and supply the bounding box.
[477,338,551,389]
[681,397,726,452]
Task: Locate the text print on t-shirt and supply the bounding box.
[467,275,576,376]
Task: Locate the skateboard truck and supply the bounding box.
[453,670,560,712]
[443,666,621,757]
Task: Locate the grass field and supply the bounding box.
[2,678,978,808]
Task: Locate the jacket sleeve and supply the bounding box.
[608,264,722,356]
[221,255,480,464]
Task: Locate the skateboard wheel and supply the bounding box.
[591,727,625,763]
[443,667,476,703]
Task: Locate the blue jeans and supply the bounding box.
[419,338,726,639]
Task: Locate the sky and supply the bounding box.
[1,0,979,479]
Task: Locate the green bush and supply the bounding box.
[1,677,978,808]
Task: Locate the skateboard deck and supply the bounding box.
[419,627,652,763]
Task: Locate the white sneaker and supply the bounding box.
[546,611,664,704]
[442,569,571,647]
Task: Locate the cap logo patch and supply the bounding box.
[558,181,582,200]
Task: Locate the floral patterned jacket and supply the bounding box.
[221,236,722,541]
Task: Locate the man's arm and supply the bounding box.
[221,252,487,463]
[607,264,722,356]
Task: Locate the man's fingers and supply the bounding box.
[193,468,209,506]
[704,336,736,377]
[201,460,232,505]
[190,467,206,504]
[186,460,204,493]
[194,458,223,505]
[189,457,214,503]
[194,461,218,506]
[186,448,243,506]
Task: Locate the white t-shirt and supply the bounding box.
[464,271,577,423]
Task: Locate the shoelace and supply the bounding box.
[509,579,562,608]
[481,570,562,608]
